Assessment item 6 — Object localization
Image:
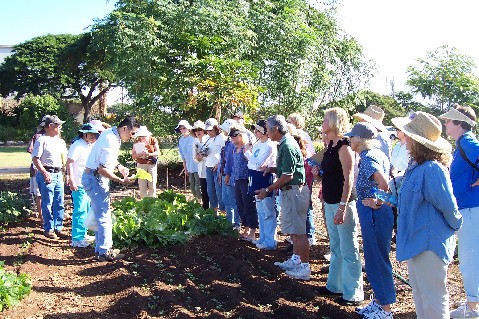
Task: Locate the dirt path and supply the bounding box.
[0,178,466,319]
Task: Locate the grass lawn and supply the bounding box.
[0,146,31,168]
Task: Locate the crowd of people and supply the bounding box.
[27,104,479,319]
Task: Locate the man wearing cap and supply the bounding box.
[354,105,392,160]
[440,105,479,318]
[176,120,201,200]
[82,116,139,261]
[257,115,311,280]
[66,123,100,248]
[32,115,68,239]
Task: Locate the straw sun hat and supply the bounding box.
[391,111,451,154]
[354,105,388,132]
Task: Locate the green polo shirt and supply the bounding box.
[276,134,305,186]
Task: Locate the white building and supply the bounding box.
[0,45,14,64]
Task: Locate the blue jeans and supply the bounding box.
[256,195,277,248]
[71,186,90,242]
[234,179,258,229]
[222,176,239,227]
[324,202,364,301]
[458,206,479,303]
[36,172,64,232]
[357,201,396,306]
[82,171,112,255]
[206,167,224,210]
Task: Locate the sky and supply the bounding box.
[1,0,479,99]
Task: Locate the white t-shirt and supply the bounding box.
[68,139,94,185]
[299,129,315,157]
[204,134,226,167]
[245,139,276,170]
[194,136,208,178]
[32,135,67,168]
[85,128,121,171]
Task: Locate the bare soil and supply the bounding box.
[0,173,466,319]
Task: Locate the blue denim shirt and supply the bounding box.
[356,149,390,200]
[397,161,462,264]
[222,139,235,178]
[450,131,479,209]
[232,147,249,183]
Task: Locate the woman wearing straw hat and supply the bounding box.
[439,105,479,318]
[132,125,159,198]
[344,122,395,319]
[392,112,462,319]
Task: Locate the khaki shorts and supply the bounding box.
[29,176,41,197]
[280,185,311,235]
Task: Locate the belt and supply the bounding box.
[281,183,306,191]
[44,166,62,173]
[85,168,99,176]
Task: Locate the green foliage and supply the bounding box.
[111,190,235,248]
[0,33,114,122]
[0,261,32,312]
[407,45,479,112]
[0,191,29,226]
[92,0,370,122]
[0,261,32,311]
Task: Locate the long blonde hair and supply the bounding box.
[323,107,351,137]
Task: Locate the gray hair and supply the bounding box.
[266,115,289,135]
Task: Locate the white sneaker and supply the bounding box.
[450,302,479,319]
[363,307,393,319]
[71,239,90,248]
[274,256,301,270]
[84,235,95,243]
[356,299,381,316]
[285,263,311,280]
[323,251,331,261]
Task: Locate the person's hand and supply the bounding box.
[362,198,380,209]
[213,164,218,172]
[43,172,52,184]
[333,207,346,225]
[69,177,78,191]
[471,178,479,187]
[195,154,203,161]
[122,176,135,185]
[224,175,230,186]
[255,188,268,200]
[117,164,129,178]
[141,151,149,158]
[311,166,320,178]
[244,143,252,152]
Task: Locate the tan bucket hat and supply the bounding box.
[392,111,451,153]
[354,105,388,132]
[439,108,476,127]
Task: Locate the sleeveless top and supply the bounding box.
[321,138,349,204]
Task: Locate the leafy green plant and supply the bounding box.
[112,190,235,248]
[0,261,32,312]
[0,192,29,226]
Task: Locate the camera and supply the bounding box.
[199,145,209,156]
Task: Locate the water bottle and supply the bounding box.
[372,187,398,206]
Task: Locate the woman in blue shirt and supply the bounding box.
[345,122,395,319]
[392,112,462,319]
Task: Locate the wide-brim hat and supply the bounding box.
[135,125,152,137]
[439,108,477,127]
[251,119,267,135]
[175,120,192,132]
[192,120,206,131]
[219,119,236,134]
[204,118,218,131]
[394,111,451,153]
[354,105,388,132]
[344,122,377,139]
[78,123,99,134]
[89,119,106,132]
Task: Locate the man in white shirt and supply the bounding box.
[82,116,139,261]
[32,115,68,239]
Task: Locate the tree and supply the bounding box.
[0,34,115,122]
[406,45,479,112]
[91,0,370,123]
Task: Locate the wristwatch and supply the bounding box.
[265,187,271,193]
